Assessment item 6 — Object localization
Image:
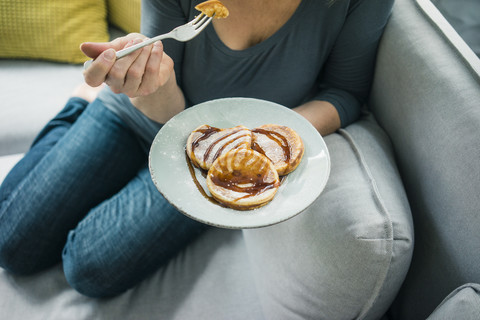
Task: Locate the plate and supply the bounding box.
[149,97,330,229]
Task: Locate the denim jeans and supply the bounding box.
[0,98,208,297]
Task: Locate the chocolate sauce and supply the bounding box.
[191,126,250,165]
[186,126,291,209]
[252,128,291,163]
[185,150,223,206]
[203,130,247,164]
[214,134,250,161]
[209,149,280,202]
[190,126,220,166]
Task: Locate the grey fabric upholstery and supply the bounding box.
[433,0,480,56]
[427,284,480,320]
[0,60,84,156]
[0,113,413,319]
[0,228,263,319]
[243,115,413,319]
[369,0,480,319]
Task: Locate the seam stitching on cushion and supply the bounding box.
[338,128,394,320]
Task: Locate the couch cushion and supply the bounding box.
[0,60,84,156]
[427,284,480,320]
[0,228,263,319]
[0,0,108,64]
[369,0,480,318]
[243,114,413,319]
[107,0,141,34]
[433,0,480,56]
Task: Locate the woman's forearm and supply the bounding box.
[129,72,186,124]
[293,100,341,136]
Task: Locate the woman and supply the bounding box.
[0,0,394,297]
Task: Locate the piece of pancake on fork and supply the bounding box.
[195,0,229,18]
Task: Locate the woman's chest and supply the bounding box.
[211,0,302,50]
[181,0,346,106]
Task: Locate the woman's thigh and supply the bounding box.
[0,99,146,274]
[62,165,209,298]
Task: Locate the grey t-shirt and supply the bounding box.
[100,0,394,150]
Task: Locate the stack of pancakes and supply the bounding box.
[186,124,304,210]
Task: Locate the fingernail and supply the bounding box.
[104,49,115,61]
[153,41,162,52]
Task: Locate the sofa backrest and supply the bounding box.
[369,0,480,319]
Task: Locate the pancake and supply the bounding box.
[206,148,280,210]
[195,0,229,18]
[251,124,304,176]
[186,125,252,170]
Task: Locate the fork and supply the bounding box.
[84,14,213,69]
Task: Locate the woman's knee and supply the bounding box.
[0,237,29,275]
[62,231,127,298]
[0,231,59,275]
[0,201,64,275]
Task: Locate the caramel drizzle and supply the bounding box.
[187,126,293,209]
[191,126,220,167]
[209,149,279,202]
[191,126,249,166]
[185,150,224,206]
[207,131,249,164]
[251,128,291,164]
[186,148,285,208]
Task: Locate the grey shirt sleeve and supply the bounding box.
[314,0,394,126]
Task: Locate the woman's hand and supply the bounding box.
[81,33,186,123]
[80,33,175,98]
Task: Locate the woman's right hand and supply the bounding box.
[80,33,175,98]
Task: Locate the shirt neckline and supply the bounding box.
[204,0,309,57]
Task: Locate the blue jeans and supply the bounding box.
[0,98,208,297]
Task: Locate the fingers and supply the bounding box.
[122,41,155,96]
[137,41,168,96]
[82,33,145,87]
[80,42,113,59]
[105,38,145,93]
[82,34,172,98]
[80,33,142,58]
[83,48,117,87]
[111,40,173,98]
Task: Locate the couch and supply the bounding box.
[1,0,479,319]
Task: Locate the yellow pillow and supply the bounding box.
[0,0,109,64]
[107,0,141,34]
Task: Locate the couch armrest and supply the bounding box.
[368,0,480,318]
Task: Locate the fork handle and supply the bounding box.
[83,33,169,70]
[116,34,169,59]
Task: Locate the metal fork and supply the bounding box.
[84,14,212,69]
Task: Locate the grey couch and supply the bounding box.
[1,0,479,319]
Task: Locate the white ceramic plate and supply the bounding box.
[149,98,330,229]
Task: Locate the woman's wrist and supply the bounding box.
[293,100,341,136]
